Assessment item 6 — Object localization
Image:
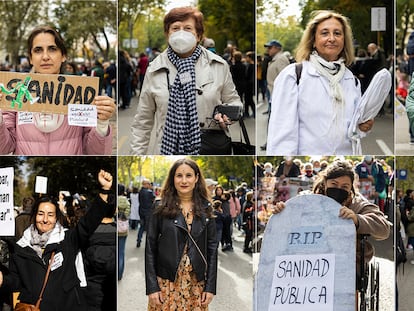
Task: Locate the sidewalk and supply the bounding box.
[396,99,414,155]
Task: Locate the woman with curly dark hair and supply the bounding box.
[145,158,217,310]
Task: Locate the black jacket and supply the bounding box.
[145,202,217,295]
[139,188,155,217]
[83,222,116,311]
[1,195,113,311]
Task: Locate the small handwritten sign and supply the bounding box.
[0,167,14,236]
[68,104,97,127]
[0,71,99,114]
[17,111,34,125]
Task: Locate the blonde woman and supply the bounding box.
[266,10,374,155]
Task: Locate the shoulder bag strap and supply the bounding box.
[238,118,251,145]
[295,62,303,85]
[186,229,208,280]
[35,251,55,309]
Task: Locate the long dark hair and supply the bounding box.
[156,158,212,218]
[31,196,65,227]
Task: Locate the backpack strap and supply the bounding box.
[295,62,303,85]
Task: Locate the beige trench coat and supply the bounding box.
[130,46,242,155]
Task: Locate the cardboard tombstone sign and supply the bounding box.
[0,71,99,114]
[254,194,356,311]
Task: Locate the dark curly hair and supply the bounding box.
[313,160,356,195]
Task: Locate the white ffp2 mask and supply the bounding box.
[168,30,197,55]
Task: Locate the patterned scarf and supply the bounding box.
[30,224,53,258]
[161,46,202,155]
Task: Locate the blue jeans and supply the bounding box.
[118,235,127,280]
[106,84,113,98]
[137,215,147,244]
[216,228,222,247]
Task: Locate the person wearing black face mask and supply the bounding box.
[272,160,390,291]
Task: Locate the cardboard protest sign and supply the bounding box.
[254,194,356,311]
[0,71,99,114]
[0,167,14,236]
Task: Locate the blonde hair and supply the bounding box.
[295,10,355,66]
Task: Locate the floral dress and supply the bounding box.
[148,214,207,311]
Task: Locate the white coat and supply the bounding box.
[129,192,140,221]
[266,61,361,155]
[130,46,242,155]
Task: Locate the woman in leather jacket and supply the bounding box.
[145,158,217,310]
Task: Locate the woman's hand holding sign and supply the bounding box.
[94,95,116,121]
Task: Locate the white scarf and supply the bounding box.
[19,222,87,287]
[309,51,347,152]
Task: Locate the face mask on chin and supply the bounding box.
[168,30,197,55]
[326,187,349,205]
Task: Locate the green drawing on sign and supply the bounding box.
[0,76,39,109]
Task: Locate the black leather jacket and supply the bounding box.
[145,202,217,295]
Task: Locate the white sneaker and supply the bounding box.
[410,260,414,265]
[407,244,413,250]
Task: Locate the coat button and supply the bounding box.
[199,122,205,128]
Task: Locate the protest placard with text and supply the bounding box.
[254,194,356,311]
[0,167,14,236]
[0,71,99,114]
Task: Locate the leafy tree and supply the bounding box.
[194,156,255,189]
[396,157,414,194]
[396,0,413,53]
[257,16,303,57]
[117,156,255,193]
[0,0,44,67]
[53,0,117,61]
[118,0,165,55]
[199,0,255,53]
[301,0,394,57]
[117,156,154,188]
[25,157,116,199]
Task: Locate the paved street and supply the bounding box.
[397,232,414,311]
[117,93,256,155]
[117,223,394,311]
[257,97,394,156]
[118,226,253,311]
[368,229,395,311]
[396,99,414,155]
